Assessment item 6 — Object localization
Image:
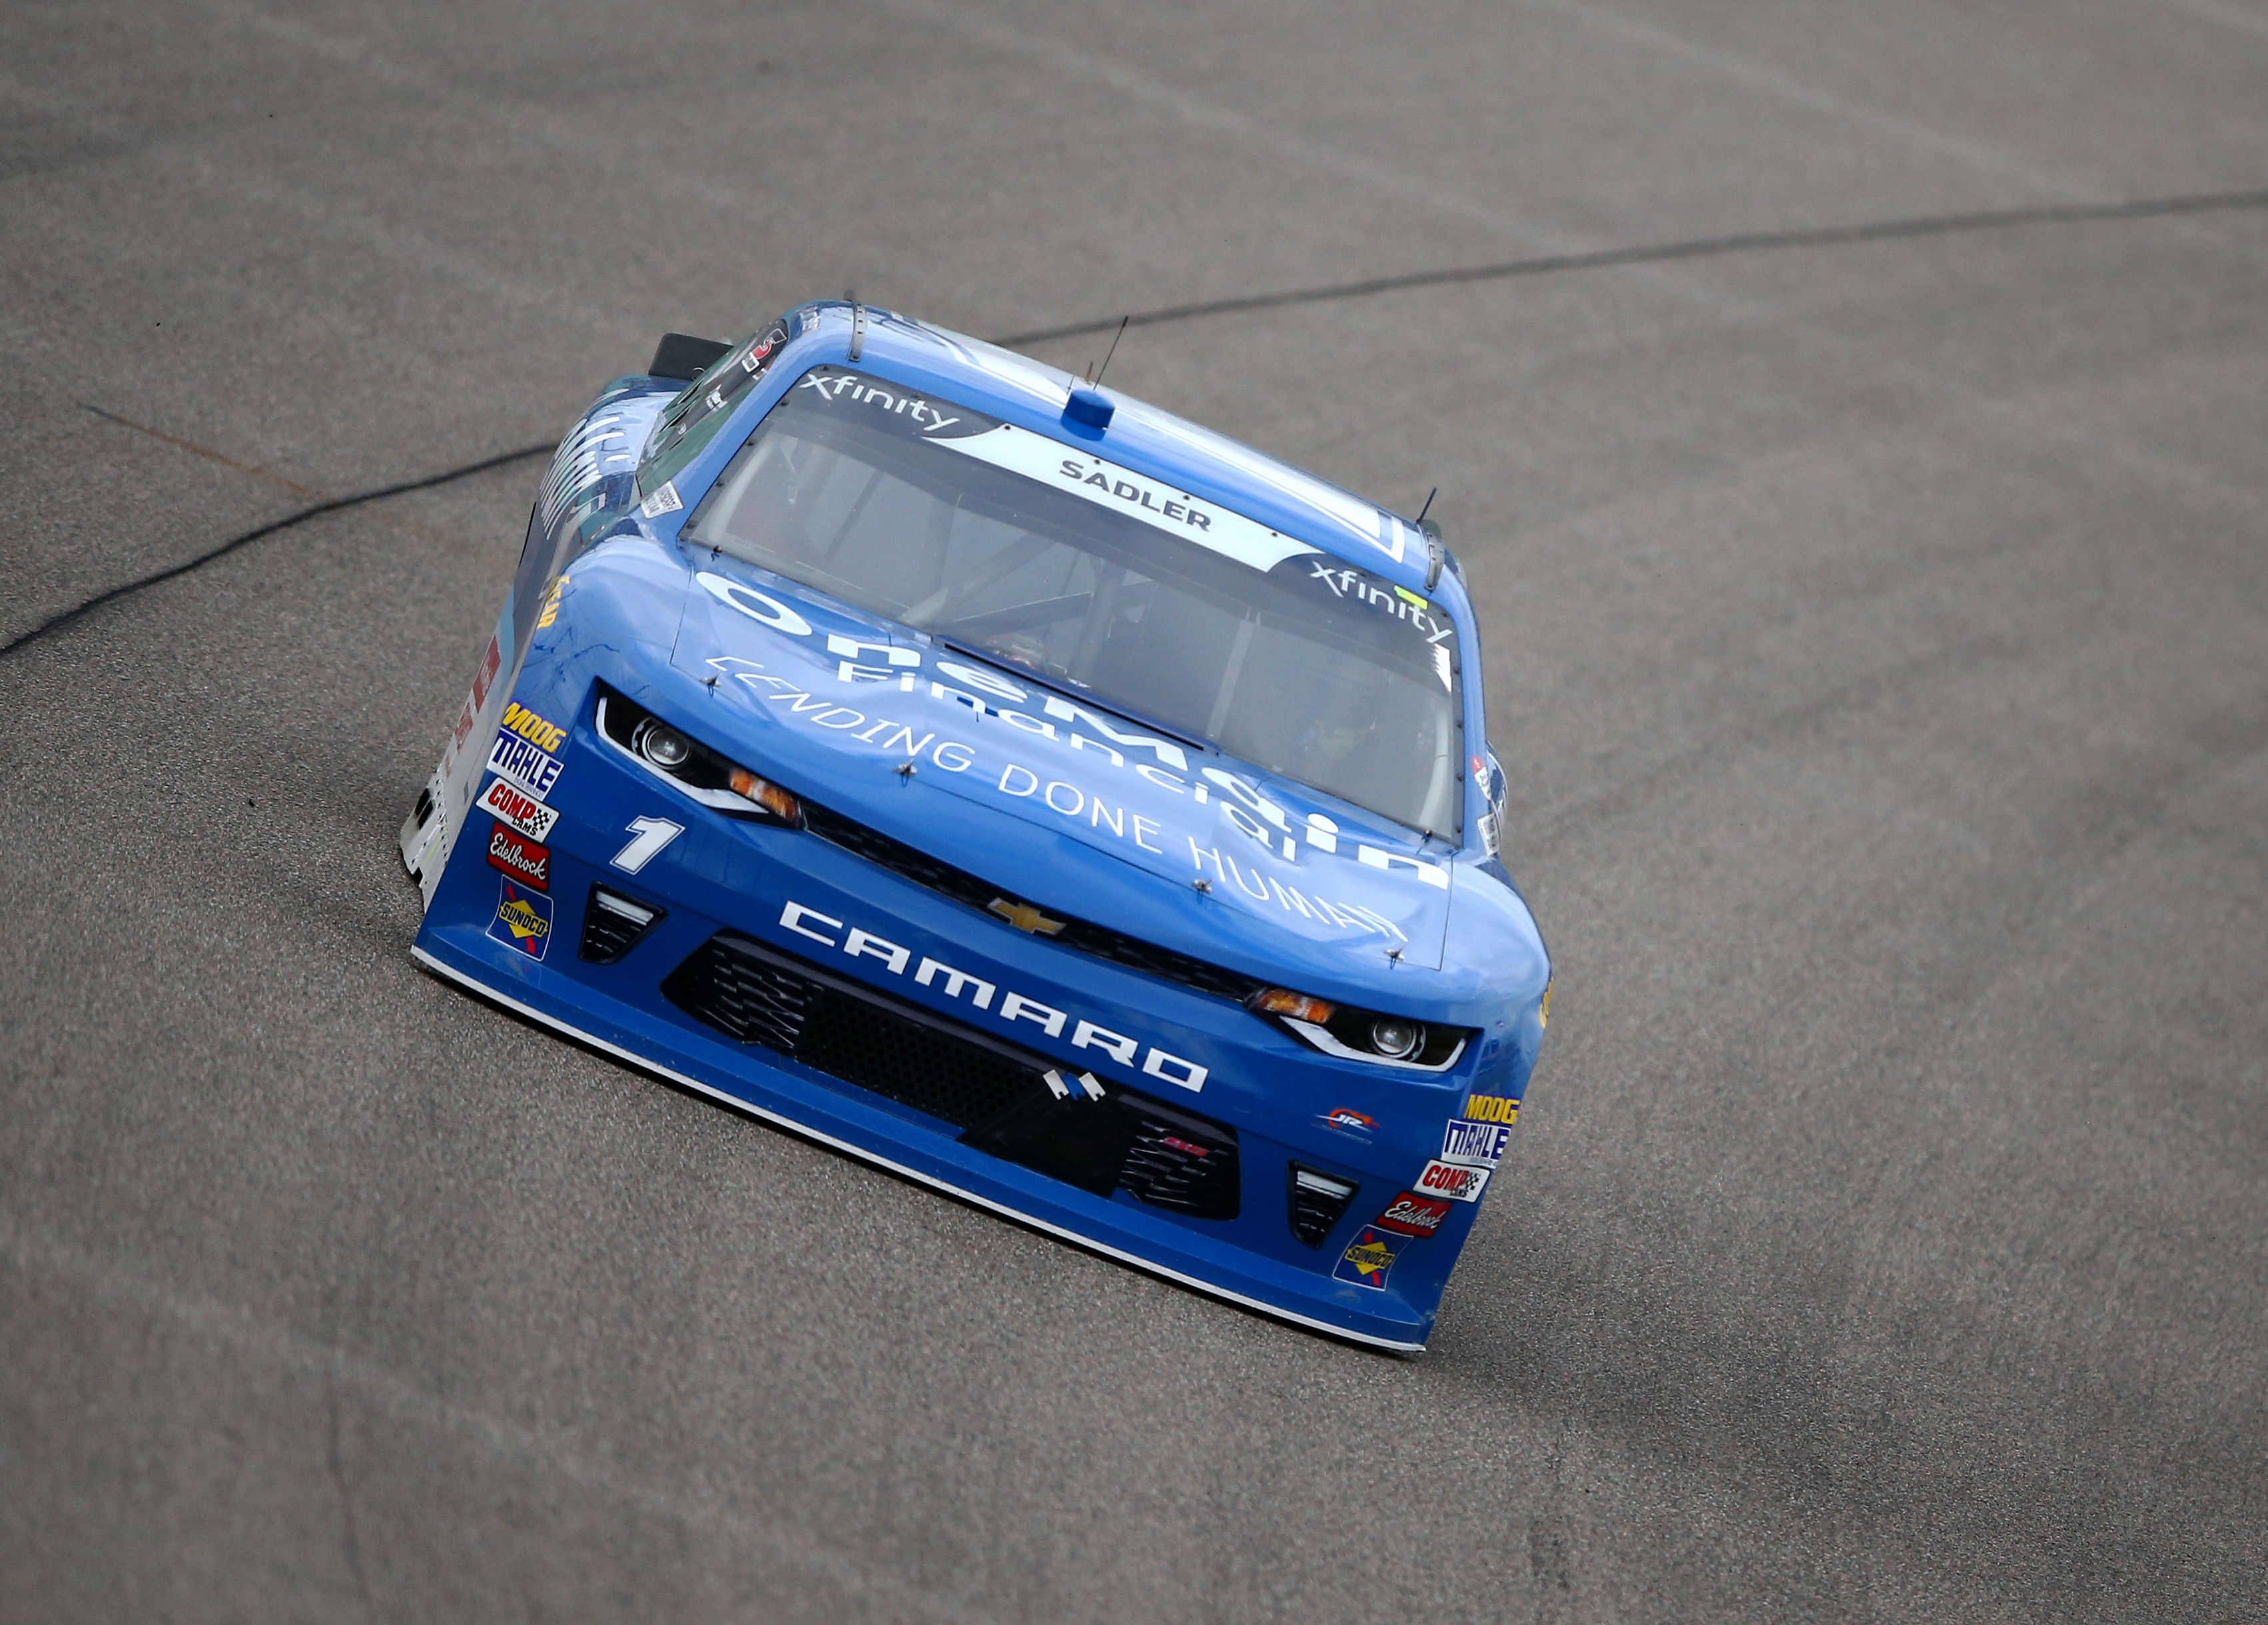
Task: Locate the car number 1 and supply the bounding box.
[611,816,684,874]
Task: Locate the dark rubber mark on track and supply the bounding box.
[16,184,2263,659]
[992,186,2268,346]
[0,438,552,657]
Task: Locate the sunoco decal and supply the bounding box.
[488,878,553,960]
[1333,1225,1399,1289]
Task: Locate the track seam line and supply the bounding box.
[1,439,553,657]
[13,182,2261,658]
[992,186,2268,346]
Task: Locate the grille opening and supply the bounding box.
[1288,1164,1359,1247]
[662,930,1239,1216]
[966,1089,1240,1220]
[1116,1103,1240,1217]
[661,932,1054,1129]
[579,885,667,964]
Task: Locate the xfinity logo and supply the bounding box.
[776,898,1209,1093]
[796,370,962,433]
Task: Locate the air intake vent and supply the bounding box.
[579,886,667,964]
[661,932,1047,1129]
[663,931,1240,1216]
[1288,1165,1359,1248]
[1117,1106,1240,1218]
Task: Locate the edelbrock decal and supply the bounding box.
[478,776,560,842]
[778,898,1209,1092]
[486,825,552,890]
[1374,1192,1453,1237]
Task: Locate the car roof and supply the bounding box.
[809,301,1439,594]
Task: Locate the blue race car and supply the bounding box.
[400,301,1549,1350]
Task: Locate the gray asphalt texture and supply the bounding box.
[5,3,2266,1620]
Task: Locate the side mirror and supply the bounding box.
[647,332,731,382]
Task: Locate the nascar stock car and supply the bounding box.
[400,300,1550,1349]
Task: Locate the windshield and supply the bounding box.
[683,366,1462,834]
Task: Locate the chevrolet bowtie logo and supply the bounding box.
[988,896,1066,936]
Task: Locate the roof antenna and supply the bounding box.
[845,287,865,363]
[1414,487,1437,525]
[1086,316,1129,387]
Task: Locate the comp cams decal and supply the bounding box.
[777,898,1209,1093]
[1414,1159,1491,1203]
[479,776,560,842]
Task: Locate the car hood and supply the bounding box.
[667,553,1455,975]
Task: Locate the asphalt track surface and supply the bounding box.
[4,3,2265,1620]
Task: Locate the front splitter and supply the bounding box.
[410,940,1429,1353]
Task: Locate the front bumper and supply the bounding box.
[413,682,1503,1351]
